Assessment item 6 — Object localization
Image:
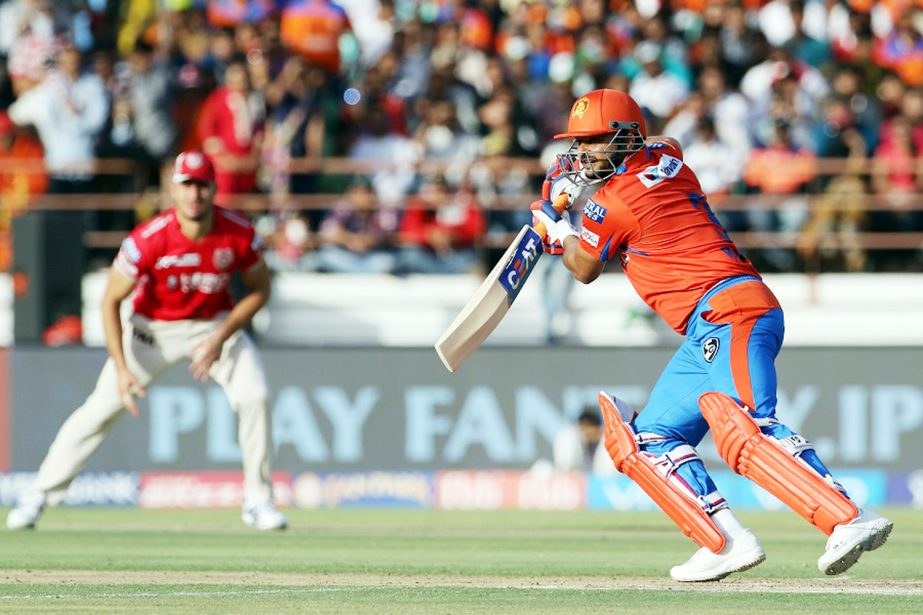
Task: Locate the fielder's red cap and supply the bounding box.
[172,151,215,184]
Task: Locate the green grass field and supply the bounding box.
[0,507,920,614]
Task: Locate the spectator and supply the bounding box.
[126,41,177,171]
[0,110,48,270]
[280,0,352,77]
[0,0,61,95]
[198,56,265,205]
[337,0,395,69]
[7,42,108,193]
[412,95,480,179]
[662,91,706,148]
[698,65,751,158]
[869,115,923,271]
[348,103,418,207]
[315,176,399,273]
[397,174,485,274]
[684,117,744,202]
[256,205,316,272]
[629,41,689,126]
[873,11,923,86]
[798,174,869,273]
[715,5,762,86]
[743,121,817,270]
[548,407,617,477]
[96,41,177,191]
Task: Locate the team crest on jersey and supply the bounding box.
[584,200,607,223]
[213,247,234,270]
[702,337,720,363]
[571,96,590,119]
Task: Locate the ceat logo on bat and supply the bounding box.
[499,228,542,304]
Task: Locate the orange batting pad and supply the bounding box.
[699,392,857,535]
[599,392,727,554]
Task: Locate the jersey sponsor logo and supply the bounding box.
[155,253,202,269]
[213,247,234,270]
[659,154,683,177]
[702,337,720,363]
[120,237,142,263]
[581,227,600,247]
[637,154,685,188]
[167,271,231,294]
[499,227,542,304]
[583,200,607,223]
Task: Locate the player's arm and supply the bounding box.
[219,259,271,339]
[189,259,271,381]
[531,199,606,284]
[101,266,144,414]
[561,236,606,284]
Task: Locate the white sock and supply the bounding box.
[712,507,747,540]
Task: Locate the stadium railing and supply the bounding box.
[4,156,922,265]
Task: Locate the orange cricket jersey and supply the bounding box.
[578,144,760,334]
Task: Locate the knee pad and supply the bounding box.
[699,392,857,535]
[599,391,727,553]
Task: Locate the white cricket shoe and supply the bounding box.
[670,529,766,582]
[241,503,288,531]
[817,509,892,575]
[6,491,46,530]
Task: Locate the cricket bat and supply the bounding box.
[434,195,567,372]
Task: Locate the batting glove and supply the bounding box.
[542,158,583,206]
[530,198,577,255]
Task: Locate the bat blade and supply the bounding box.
[435,225,544,372]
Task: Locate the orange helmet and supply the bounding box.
[555,89,647,187]
[554,89,647,140]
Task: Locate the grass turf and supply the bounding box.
[0,507,920,613]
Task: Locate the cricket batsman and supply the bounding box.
[531,89,893,582]
[7,151,287,531]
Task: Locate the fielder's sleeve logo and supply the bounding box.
[120,237,142,263]
[702,337,720,363]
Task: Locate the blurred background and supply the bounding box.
[0,0,921,513]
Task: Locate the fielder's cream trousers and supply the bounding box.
[34,313,274,507]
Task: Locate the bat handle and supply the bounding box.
[534,193,570,240]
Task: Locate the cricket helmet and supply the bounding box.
[555,89,647,186]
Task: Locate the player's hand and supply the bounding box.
[530,196,576,254]
[542,159,582,208]
[190,334,224,382]
[117,367,145,416]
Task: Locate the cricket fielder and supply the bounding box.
[531,89,892,582]
[7,152,286,531]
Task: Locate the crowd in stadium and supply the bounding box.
[0,0,922,274]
